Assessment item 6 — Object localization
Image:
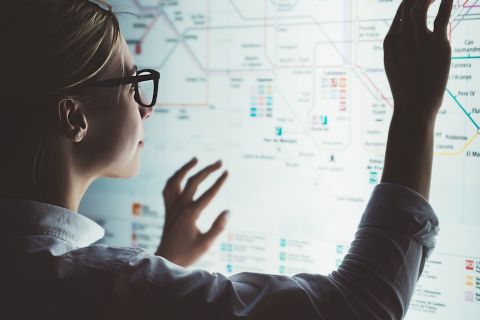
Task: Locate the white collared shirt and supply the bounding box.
[1,183,438,320]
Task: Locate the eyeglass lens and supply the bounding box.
[136,70,155,107]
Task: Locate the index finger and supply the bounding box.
[164,157,198,197]
[182,160,223,201]
[411,0,433,42]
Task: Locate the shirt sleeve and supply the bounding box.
[110,183,439,320]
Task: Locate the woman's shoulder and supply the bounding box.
[57,244,149,271]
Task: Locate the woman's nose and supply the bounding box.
[140,105,153,120]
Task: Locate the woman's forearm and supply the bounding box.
[381,110,436,199]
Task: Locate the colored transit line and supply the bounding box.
[451,56,480,60]
[446,88,480,130]
[435,133,478,157]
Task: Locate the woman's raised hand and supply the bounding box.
[384,0,453,120]
[155,158,229,268]
[381,0,454,198]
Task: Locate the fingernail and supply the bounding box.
[224,210,231,219]
[215,159,222,165]
[191,157,197,162]
[222,170,229,177]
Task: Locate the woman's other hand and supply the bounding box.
[155,158,229,268]
[384,0,453,120]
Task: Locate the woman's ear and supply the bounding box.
[57,97,88,143]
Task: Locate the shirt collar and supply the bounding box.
[0,197,105,247]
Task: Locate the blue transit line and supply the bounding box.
[446,89,480,130]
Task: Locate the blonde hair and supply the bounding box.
[0,0,124,195]
[6,0,122,98]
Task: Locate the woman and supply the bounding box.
[1,0,453,319]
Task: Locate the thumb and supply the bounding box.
[201,210,229,246]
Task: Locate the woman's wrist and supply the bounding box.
[391,104,438,130]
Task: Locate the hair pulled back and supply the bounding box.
[0,0,121,196]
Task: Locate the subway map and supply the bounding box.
[80,1,480,318]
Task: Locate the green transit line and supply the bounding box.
[451,56,480,60]
[446,89,480,130]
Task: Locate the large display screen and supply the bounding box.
[80,1,480,318]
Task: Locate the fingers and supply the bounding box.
[201,210,229,247]
[163,157,198,200]
[411,0,431,35]
[401,0,416,26]
[192,170,229,219]
[434,0,453,37]
[182,160,223,201]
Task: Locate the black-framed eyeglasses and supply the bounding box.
[84,68,160,107]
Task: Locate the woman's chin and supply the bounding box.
[125,162,141,178]
[105,160,141,179]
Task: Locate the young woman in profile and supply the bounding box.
[0,0,453,319]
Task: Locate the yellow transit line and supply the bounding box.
[435,133,479,157]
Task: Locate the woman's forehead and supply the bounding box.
[101,36,136,79]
